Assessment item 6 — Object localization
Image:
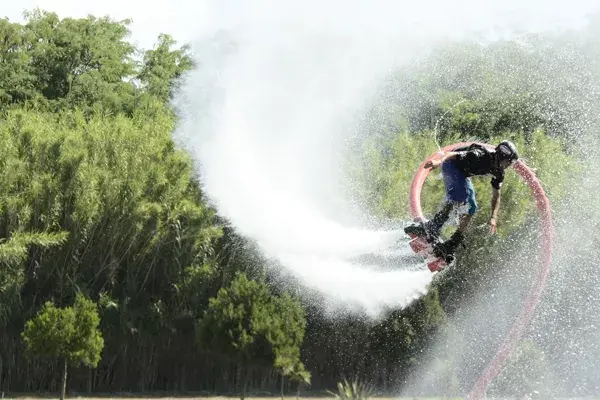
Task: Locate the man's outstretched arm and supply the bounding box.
[425,151,461,169]
[489,187,501,234]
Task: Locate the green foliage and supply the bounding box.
[70,292,105,367]
[288,363,311,387]
[0,18,37,104]
[327,378,375,400]
[137,33,195,102]
[21,293,104,400]
[21,292,104,367]
[0,5,597,396]
[197,273,307,370]
[272,291,307,359]
[0,106,222,321]
[0,9,195,116]
[381,37,599,142]
[22,301,75,361]
[347,130,443,220]
[275,353,311,399]
[491,339,548,398]
[0,8,234,392]
[197,272,271,361]
[273,292,311,395]
[353,127,579,239]
[196,272,308,399]
[0,230,69,326]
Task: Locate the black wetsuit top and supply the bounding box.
[451,144,504,190]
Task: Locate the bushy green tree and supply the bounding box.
[197,273,307,399]
[21,293,104,400]
[137,33,195,103]
[0,9,195,115]
[0,18,37,105]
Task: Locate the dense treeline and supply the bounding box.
[0,8,598,399]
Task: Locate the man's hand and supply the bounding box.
[424,159,442,169]
[424,150,459,169]
[488,217,497,234]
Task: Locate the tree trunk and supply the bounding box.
[87,368,92,393]
[242,367,250,400]
[180,364,185,391]
[60,357,67,400]
[0,352,3,393]
[237,362,244,400]
[280,374,284,399]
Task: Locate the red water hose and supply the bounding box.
[408,142,554,399]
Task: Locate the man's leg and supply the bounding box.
[457,181,477,234]
[404,160,466,242]
[404,201,454,242]
[424,200,454,240]
[433,179,478,261]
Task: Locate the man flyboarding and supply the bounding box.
[404,140,519,264]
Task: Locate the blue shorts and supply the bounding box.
[441,160,478,216]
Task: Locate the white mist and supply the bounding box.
[172,0,598,318]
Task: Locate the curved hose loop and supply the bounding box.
[408,142,554,399]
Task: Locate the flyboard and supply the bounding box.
[406,223,454,273]
[406,141,555,400]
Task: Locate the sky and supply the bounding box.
[4,0,600,52]
[2,0,214,50]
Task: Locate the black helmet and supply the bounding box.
[495,140,519,162]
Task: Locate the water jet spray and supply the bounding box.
[407,142,554,398]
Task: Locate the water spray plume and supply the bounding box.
[172,0,600,396]
[174,0,594,315]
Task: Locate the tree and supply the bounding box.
[21,293,104,400]
[22,9,137,113]
[197,273,308,400]
[275,355,311,399]
[0,10,196,116]
[0,18,37,105]
[271,292,309,397]
[289,364,312,399]
[137,33,195,103]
